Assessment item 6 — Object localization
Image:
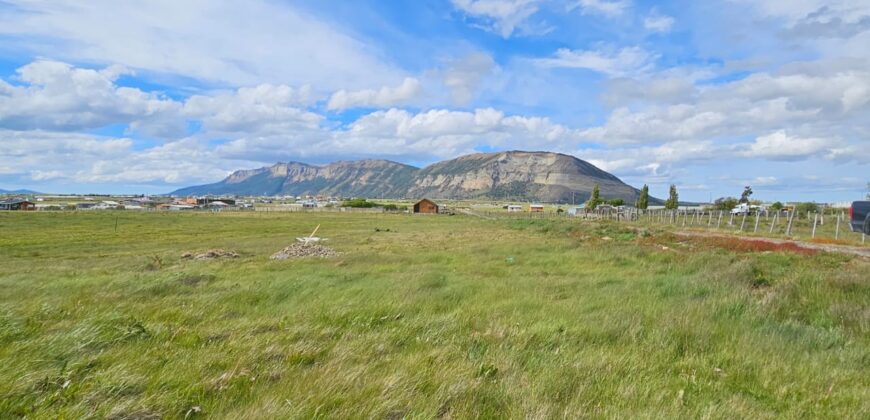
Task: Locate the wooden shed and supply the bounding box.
[413,198,439,214]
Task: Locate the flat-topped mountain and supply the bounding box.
[171,151,650,203]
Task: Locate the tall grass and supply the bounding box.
[0,212,867,418]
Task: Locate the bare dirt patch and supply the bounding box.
[271,243,339,260]
[181,249,239,261]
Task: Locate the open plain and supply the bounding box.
[1,211,868,418]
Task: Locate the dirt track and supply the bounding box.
[674,231,870,258]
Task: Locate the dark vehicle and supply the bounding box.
[850,201,870,234]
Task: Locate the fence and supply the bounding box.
[472,207,867,246]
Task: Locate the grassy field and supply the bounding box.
[0,212,868,418]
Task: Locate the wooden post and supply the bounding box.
[811,213,818,238]
[717,211,723,229]
[708,211,713,226]
[769,212,778,234]
[754,213,760,233]
[728,213,734,226]
[835,214,840,240]
[740,212,747,231]
[786,211,795,236]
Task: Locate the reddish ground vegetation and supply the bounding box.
[808,237,850,245]
[688,236,818,256]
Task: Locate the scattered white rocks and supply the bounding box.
[271,243,339,260]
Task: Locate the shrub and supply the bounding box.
[342,198,377,208]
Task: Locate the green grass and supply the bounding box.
[0,212,868,418]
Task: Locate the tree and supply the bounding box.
[713,197,739,211]
[636,184,649,210]
[585,184,601,209]
[664,184,679,210]
[739,185,753,203]
[770,201,784,211]
[608,198,625,206]
[795,202,819,215]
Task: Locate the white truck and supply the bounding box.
[731,203,765,215]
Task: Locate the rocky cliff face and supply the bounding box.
[171,151,647,203]
[407,151,637,203]
[172,160,416,197]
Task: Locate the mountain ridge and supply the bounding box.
[171,151,653,203]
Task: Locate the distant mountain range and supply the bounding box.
[171,151,656,204]
[0,189,41,195]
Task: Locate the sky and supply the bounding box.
[0,0,868,201]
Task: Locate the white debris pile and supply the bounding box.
[271,243,338,260]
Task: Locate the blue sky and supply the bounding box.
[0,0,868,201]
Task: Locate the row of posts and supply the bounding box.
[573,207,865,244]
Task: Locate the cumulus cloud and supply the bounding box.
[184,86,324,136]
[211,107,581,165]
[582,58,870,145]
[0,60,183,136]
[534,46,657,77]
[742,131,837,161]
[327,78,422,111]
[450,0,541,37]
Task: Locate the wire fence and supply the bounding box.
[472,207,868,247]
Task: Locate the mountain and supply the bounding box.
[171,151,651,203]
[172,160,417,198]
[0,188,41,195]
[407,151,641,203]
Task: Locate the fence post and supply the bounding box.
[708,211,713,226]
[740,212,747,231]
[786,211,795,236]
[728,213,734,226]
[717,211,723,229]
[835,214,840,240]
[754,213,760,233]
[769,212,778,234]
[811,213,818,238]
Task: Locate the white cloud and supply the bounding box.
[184,87,324,137]
[451,0,541,37]
[0,0,405,89]
[535,46,657,77]
[569,0,630,17]
[743,131,836,161]
[644,11,675,33]
[327,78,422,111]
[583,58,870,145]
[442,53,497,105]
[0,60,182,136]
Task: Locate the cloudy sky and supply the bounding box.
[0,0,868,201]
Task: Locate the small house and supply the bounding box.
[507,205,523,212]
[529,204,545,213]
[413,198,439,214]
[0,198,35,211]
